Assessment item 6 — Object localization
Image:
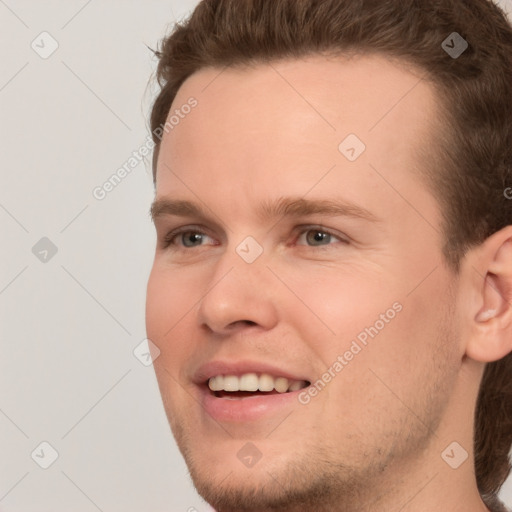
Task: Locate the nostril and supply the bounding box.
[228,320,257,328]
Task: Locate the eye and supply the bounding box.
[160,225,347,251]
[162,227,216,249]
[295,227,347,247]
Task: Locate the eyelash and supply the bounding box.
[161,225,348,250]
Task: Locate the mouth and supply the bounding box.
[206,373,311,399]
[199,373,312,422]
[207,373,310,399]
[194,361,313,422]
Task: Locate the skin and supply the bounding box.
[145,54,512,512]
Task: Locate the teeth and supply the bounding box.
[208,373,307,394]
[208,375,223,391]
[259,373,274,392]
[223,375,239,392]
[239,373,259,392]
[274,377,289,393]
[288,380,304,392]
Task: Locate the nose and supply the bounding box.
[197,251,279,336]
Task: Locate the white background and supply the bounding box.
[0,1,510,510]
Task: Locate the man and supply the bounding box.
[145,1,512,510]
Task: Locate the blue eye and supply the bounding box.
[161,226,346,250]
[163,228,215,249]
[303,230,333,246]
[180,232,205,247]
[296,228,344,247]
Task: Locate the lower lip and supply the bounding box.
[200,385,305,423]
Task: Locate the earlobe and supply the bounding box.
[466,228,512,363]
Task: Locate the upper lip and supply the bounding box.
[193,360,311,385]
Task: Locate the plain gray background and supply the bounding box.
[0,1,511,510]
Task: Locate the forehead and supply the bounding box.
[155,54,439,222]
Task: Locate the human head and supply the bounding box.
[146,1,512,510]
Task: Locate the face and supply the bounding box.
[146,55,464,511]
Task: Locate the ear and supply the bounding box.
[465,225,512,363]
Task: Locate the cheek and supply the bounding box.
[286,263,456,385]
[146,266,198,414]
[280,264,396,350]
[145,267,171,341]
[146,263,197,339]
[145,265,195,371]
[346,273,459,405]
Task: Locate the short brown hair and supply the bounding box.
[149,0,512,500]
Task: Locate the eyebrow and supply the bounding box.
[149,196,380,224]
